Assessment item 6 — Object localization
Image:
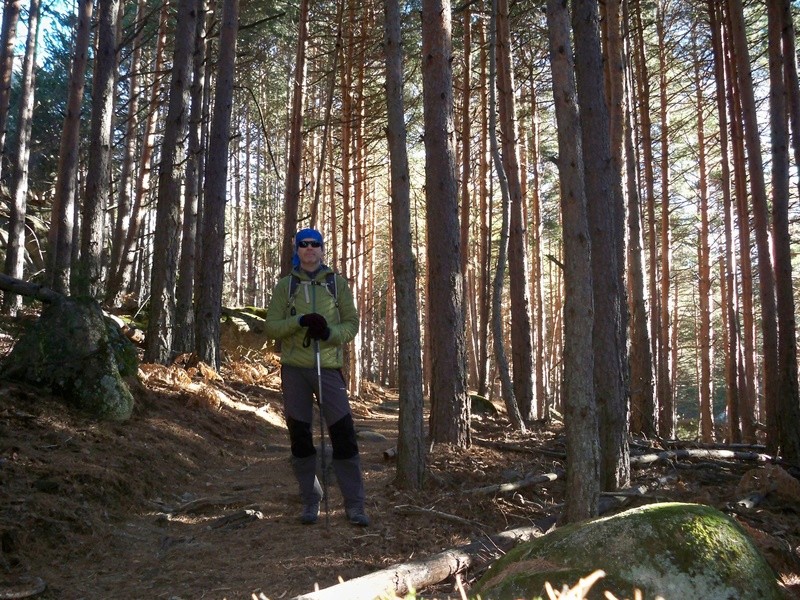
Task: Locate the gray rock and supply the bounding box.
[472,502,783,600]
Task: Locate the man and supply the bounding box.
[265,228,369,526]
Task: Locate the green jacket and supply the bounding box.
[265,266,359,369]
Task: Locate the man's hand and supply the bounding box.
[299,313,330,340]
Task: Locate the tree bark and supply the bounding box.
[489,0,524,432]
[693,31,714,443]
[144,0,198,364]
[174,0,209,354]
[76,0,119,300]
[572,0,629,491]
[105,0,144,304]
[106,0,170,301]
[547,0,600,523]
[497,0,534,425]
[632,0,661,436]
[196,0,239,369]
[2,0,39,315]
[279,0,309,276]
[708,0,741,448]
[383,0,426,489]
[728,0,779,452]
[46,0,93,294]
[724,8,757,441]
[623,0,654,437]
[0,0,21,181]
[459,4,473,388]
[422,0,470,448]
[768,0,800,464]
[476,17,491,399]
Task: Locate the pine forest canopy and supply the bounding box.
[0,0,799,470]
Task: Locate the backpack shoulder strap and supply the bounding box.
[286,273,301,314]
[325,272,339,307]
[288,273,301,300]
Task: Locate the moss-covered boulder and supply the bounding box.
[0,297,136,421]
[471,502,783,600]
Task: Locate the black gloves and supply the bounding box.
[299,313,331,341]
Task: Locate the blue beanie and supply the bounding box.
[295,228,324,247]
[292,228,324,268]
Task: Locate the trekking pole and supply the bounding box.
[314,339,331,527]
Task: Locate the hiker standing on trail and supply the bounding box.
[265,228,369,527]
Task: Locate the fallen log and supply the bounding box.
[630,448,773,467]
[290,476,676,600]
[291,515,558,600]
[0,273,61,304]
[460,468,565,496]
[473,436,567,460]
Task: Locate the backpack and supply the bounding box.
[286,271,339,316]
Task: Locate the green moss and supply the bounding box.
[1,297,134,421]
[104,318,139,377]
[471,503,783,600]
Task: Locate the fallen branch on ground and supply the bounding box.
[394,504,490,529]
[630,448,773,467]
[461,468,565,496]
[290,515,558,600]
[290,476,676,600]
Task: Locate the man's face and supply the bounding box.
[297,238,323,269]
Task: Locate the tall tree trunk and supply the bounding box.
[0,0,21,181]
[174,0,209,353]
[693,30,714,443]
[105,0,144,304]
[527,70,547,420]
[725,8,756,440]
[655,2,674,440]
[547,0,599,523]
[145,0,197,364]
[709,0,741,446]
[728,0,779,451]
[2,0,38,315]
[459,4,473,388]
[106,0,170,301]
[572,0,629,491]
[310,0,344,230]
[489,0,525,432]
[632,0,661,435]
[477,17,491,399]
[243,123,255,306]
[497,0,534,426]
[351,7,368,398]
[768,0,800,464]
[76,0,120,299]
[196,0,239,369]
[421,0,470,448]
[279,0,309,276]
[383,0,425,489]
[623,0,654,437]
[46,0,93,294]
[783,0,800,199]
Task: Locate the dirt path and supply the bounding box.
[0,376,472,599]
[2,370,799,600]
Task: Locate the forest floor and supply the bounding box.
[1,327,800,600]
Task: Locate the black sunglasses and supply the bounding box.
[298,240,322,248]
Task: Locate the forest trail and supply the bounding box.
[1,359,799,600]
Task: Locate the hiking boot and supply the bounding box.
[346,507,370,527]
[291,455,323,525]
[301,502,320,525]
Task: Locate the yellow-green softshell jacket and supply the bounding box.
[265,267,359,369]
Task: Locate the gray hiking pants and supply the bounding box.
[281,365,359,460]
